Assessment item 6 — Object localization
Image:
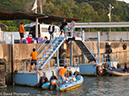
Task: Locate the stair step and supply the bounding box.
[49,51,53,53]
[47,54,52,55]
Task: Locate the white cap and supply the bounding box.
[29,34,32,37]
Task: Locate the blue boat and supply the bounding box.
[42,76,73,90]
[42,75,83,91]
[59,75,83,91]
[107,68,129,76]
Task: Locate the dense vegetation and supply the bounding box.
[0,0,129,31]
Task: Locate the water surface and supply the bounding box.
[0,76,129,96]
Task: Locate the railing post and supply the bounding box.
[70,40,73,67]
[56,50,59,67]
[49,61,50,72]
[83,53,85,64]
[24,61,26,72]
[82,30,84,41]
[37,62,38,72]
[97,32,100,63]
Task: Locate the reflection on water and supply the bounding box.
[0,76,129,96]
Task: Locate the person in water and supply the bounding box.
[58,65,67,85]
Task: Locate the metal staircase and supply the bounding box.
[36,40,47,58]
[37,37,65,69]
[75,40,97,62]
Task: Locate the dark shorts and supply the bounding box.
[20,33,24,38]
[31,59,37,65]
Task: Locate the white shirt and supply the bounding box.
[50,25,53,32]
[70,21,76,28]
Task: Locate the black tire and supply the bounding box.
[123,44,127,50]
[40,77,48,87]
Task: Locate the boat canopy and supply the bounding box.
[0,10,80,23]
[24,23,40,28]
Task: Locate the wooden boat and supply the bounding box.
[107,68,129,76]
[59,75,83,91]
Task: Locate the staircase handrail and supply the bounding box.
[37,37,65,70]
[83,31,98,55]
[36,40,47,54]
[37,37,57,59]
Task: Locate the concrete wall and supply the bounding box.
[84,31,129,41]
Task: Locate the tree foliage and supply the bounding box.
[0,0,129,31]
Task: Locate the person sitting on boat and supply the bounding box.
[117,63,121,69]
[123,63,128,72]
[95,64,103,76]
[103,63,109,70]
[40,72,48,87]
[49,71,59,90]
[50,71,57,82]
[57,66,67,85]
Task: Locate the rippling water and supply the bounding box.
[0,76,129,96]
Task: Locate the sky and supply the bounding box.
[118,0,129,3]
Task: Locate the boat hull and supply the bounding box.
[59,75,83,91]
[107,69,129,76]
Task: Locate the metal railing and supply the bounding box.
[15,59,55,72]
[66,30,97,54]
[83,32,97,55]
[36,40,47,58]
[101,53,119,63]
[59,58,70,66]
[74,57,79,66]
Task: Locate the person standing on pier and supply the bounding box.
[19,22,26,43]
[60,18,67,36]
[29,48,37,72]
[48,22,55,40]
[58,66,67,85]
[70,19,76,37]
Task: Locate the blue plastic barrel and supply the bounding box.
[120,38,123,42]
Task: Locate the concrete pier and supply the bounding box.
[1,40,129,84]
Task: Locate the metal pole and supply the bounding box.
[108,4,114,41]
[70,40,73,67]
[11,34,14,85]
[83,53,85,64]
[56,50,59,66]
[36,18,38,38]
[49,61,50,72]
[24,62,26,72]
[97,32,100,63]
[82,30,84,41]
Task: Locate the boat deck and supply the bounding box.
[15,67,79,87]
